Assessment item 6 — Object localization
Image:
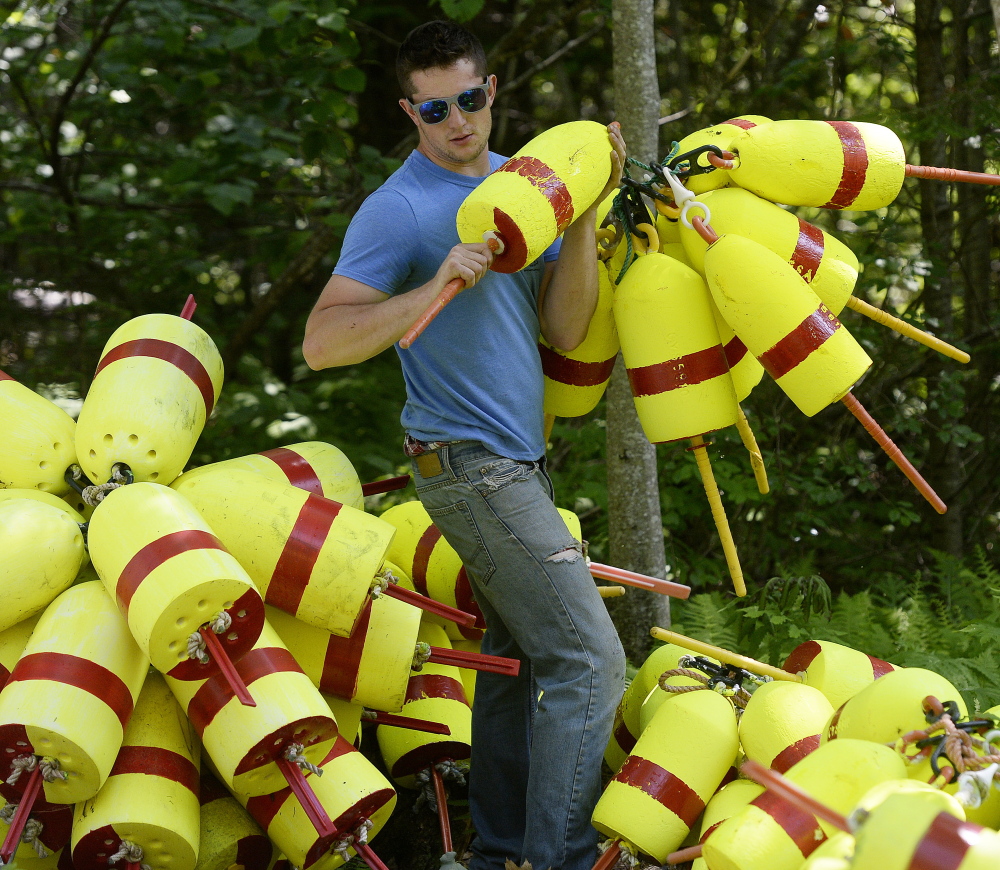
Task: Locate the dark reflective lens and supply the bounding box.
[411,84,489,125]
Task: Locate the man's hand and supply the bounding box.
[598,121,627,205]
[434,241,496,294]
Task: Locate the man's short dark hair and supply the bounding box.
[396,20,488,99]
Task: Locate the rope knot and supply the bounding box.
[186,611,233,664]
[22,818,50,859]
[108,839,151,870]
[411,641,432,671]
[331,819,372,861]
[81,481,123,506]
[370,568,397,597]
[6,755,37,786]
[283,743,322,777]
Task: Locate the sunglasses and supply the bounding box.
[408,83,490,125]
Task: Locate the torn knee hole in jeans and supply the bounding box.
[544,540,584,563]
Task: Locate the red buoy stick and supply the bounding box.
[179,294,197,320]
[380,584,477,627]
[0,765,42,863]
[426,646,521,677]
[588,562,691,600]
[590,839,623,870]
[361,475,411,497]
[355,841,392,870]
[276,755,337,839]
[198,625,256,707]
[840,392,947,514]
[431,764,454,854]
[364,712,452,735]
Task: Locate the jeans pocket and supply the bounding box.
[472,457,536,497]
[424,499,497,587]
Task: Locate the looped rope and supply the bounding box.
[597,837,641,869]
[21,818,50,859]
[414,760,468,814]
[186,611,233,664]
[412,641,432,671]
[108,839,152,870]
[331,819,373,862]
[81,480,122,506]
[656,659,757,711]
[283,742,322,776]
[370,567,397,598]
[7,755,67,786]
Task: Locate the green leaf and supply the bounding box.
[333,66,366,93]
[203,182,254,215]
[225,26,262,50]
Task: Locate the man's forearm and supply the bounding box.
[538,206,601,352]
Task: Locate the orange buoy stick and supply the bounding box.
[588,562,691,600]
[666,843,704,864]
[400,237,501,349]
[649,627,802,683]
[198,624,256,707]
[905,164,1000,186]
[840,392,947,514]
[0,764,41,863]
[844,296,970,364]
[363,711,452,735]
[360,475,411,497]
[431,763,454,854]
[275,755,337,839]
[590,839,623,870]
[380,584,477,628]
[740,759,851,832]
[689,435,747,598]
[735,405,769,494]
[179,294,197,320]
[425,646,520,677]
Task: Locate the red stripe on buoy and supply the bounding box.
[491,208,528,273]
[320,599,372,700]
[823,121,869,210]
[412,525,442,597]
[783,640,822,675]
[723,118,758,130]
[454,567,486,633]
[907,812,982,870]
[0,664,10,686]
[758,303,842,380]
[627,344,730,397]
[723,335,749,369]
[187,647,303,735]
[199,771,230,805]
[116,529,226,609]
[869,655,895,679]
[751,790,826,856]
[700,819,724,843]
[790,219,825,283]
[499,156,574,233]
[236,835,274,870]
[771,734,821,774]
[95,338,216,418]
[258,447,324,495]
[538,344,617,387]
[612,756,705,827]
[0,370,13,381]
[405,674,468,705]
[245,735,356,828]
[265,494,342,615]
[8,652,134,729]
[110,745,200,794]
[612,714,637,756]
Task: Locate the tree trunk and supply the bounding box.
[607,0,669,661]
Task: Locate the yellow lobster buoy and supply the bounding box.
[705,233,872,417]
[376,622,472,790]
[70,672,201,870]
[703,739,906,870]
[75,314,224,485]
[242,733,396,870]
[0,614,42,689]
[738,680,834,773]
[176,441,364,511]
[0,581,149,804]
[614,251,738,441]
[457,120,613,273]
[195,771,273,870]
[782,639,896,709]
[379,500,484,641]
[593,688,739,864]
[266,593,420,713]
[727,119,906,210]
[671,115,773,194]
[0,371,77,495]
[87,482,265,681]
[540,258,619,418]
[0,802,73,866]
[0,498,86,634]
[172,468,395,638]
[165,619,338,798]
[689,778,765,870]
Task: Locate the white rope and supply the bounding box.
[7,755,66,786]
[331,819,372,862]
[21,818,49,859]
[283,743,322,776]
[81,481,123,505]
[370,567,397,597]
[186,610,233,663]
[411,641,432,671]
[108,839,152,870]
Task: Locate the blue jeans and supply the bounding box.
[410,441,625,870]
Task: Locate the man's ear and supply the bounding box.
[399,98,420,127]
[486,73,498,107]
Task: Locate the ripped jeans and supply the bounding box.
[410,440,625,870]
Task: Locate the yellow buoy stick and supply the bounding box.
[735,405,769,495]
[845,296,970,364]
[688,435,746,597]
[597,585,627,598]
[649,627,802,683]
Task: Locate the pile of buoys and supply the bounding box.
[588,626,1000,870]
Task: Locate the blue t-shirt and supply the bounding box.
[333,150,561,460]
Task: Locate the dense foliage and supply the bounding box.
[2,0,998,610]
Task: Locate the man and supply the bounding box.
[303,20,626,870]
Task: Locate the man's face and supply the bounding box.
[400,59,496,174]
